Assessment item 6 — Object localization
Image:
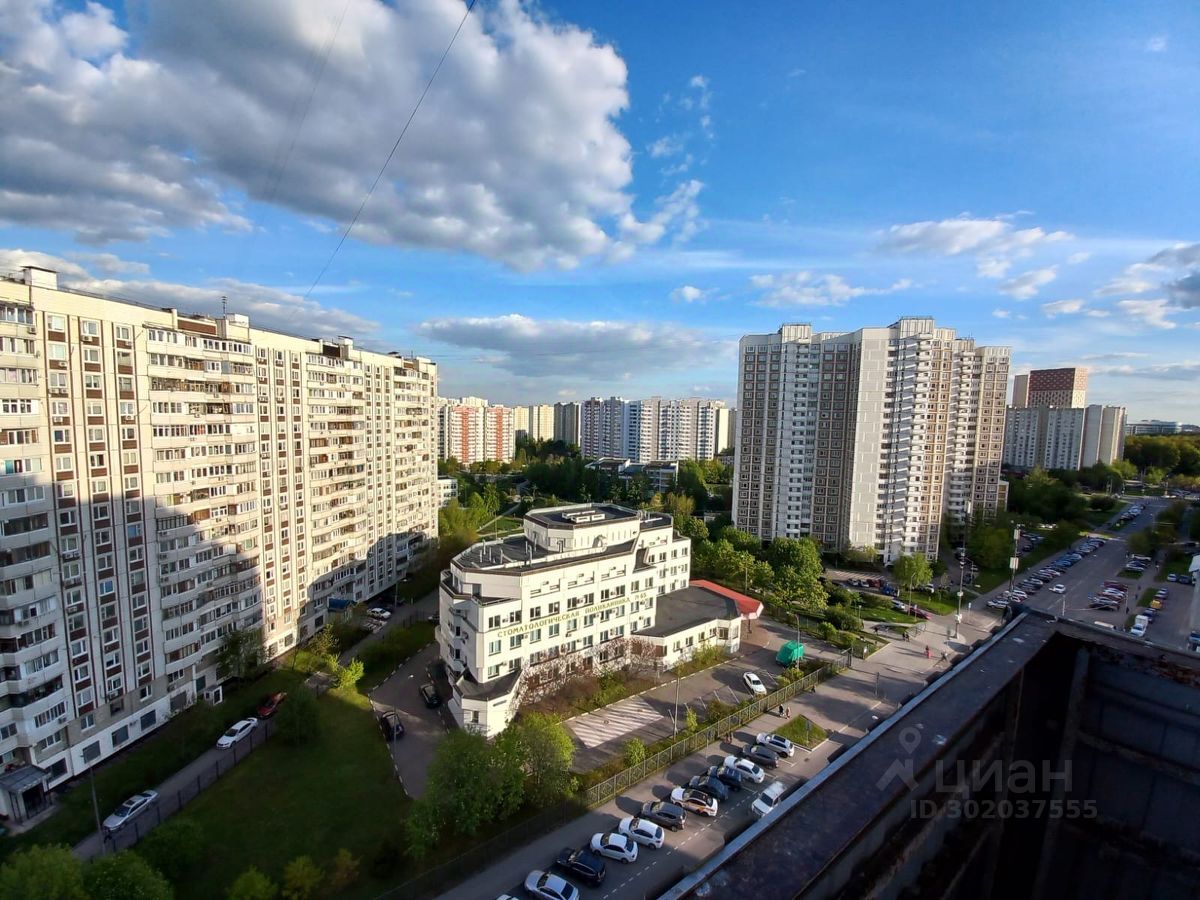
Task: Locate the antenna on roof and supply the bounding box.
[221,295,228,317]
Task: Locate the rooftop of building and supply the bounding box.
[525,503,656,529]
[637,585,739,638]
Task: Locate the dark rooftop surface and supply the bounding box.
[455,667,520,701]
[638,585,739,638]
[525,503,640,528]
[454,535,639,575]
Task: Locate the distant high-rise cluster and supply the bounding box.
[577,397,732,462]
[734,318,1009,563]
[1002,367,1125,471]
[435,397,515,465]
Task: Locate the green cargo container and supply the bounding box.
[776,641,805,667]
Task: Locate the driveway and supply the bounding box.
[368,640,451,797]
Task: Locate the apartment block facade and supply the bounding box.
[734,319,1009,562]
[580,396,627,459]
[581,396,730,462]
[1003,405,1126,471]
[553,401,581,447]
[1023,367,1088,408]
[437,504,741,737]
[436,398,515,465]
[0,266,437,793]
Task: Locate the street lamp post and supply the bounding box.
[672,674,681,736]
[955,501,971,640]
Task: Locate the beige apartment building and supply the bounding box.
[735,318,1009,562]
[0,266,437,797]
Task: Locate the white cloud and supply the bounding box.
[648,136,684,158]
[877,215,1072,257]
[999,266,1057,300]
[1041,298,1083,317]
[1066,251,1091,265]
[750,271,913,307]
[992,308,1012,319]
[1080,351,1149,361]
[0,0,698,270]
[1092,361,1198,380]
[68,252,150,276]
[1096,261,1165,296]
[1145,35,1168,52]
[417,313,729,379]
[1115,299,1177,329]
[976,258,1011,279]
[670,284,711,303]
[1166,272,1200,308]
[1084,309,1110,318]
[1149,242,1200,268]
[612,179,704,258]
[0,247,375,337]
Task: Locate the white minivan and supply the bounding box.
[1130,614,1149,638]
[752,780,787,818]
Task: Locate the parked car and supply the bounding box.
[1178,575,1195,586]
[367,607,392,620]
[1049,584,1066,594]
[524,870,580,900]
[751,780,787,819]
[379,711,404,740]
[256,691,287,718]
[102,790,158,833]
[987,597,1010,610]
[756,732,796,758]
[590,832,638,863]
[1167,573,1179,582]
[744,743,780,768]
[554,847,606,887]
[640,800,687,831]
[687,774,729,802]
[216,717,258,749]
[419,683,441,708]
[706,764,745,791]
[670,787,718,816]
[907,606,932,620]
[617,816,664,849]
[743,672,767,695]
[722,754,765,784]
[1089,597,1120,610]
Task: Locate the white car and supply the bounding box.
[102,790,158,833]
[524,870,579,900]
[617,816,664,849]
[216,717,258,749]
[1049,584,1066,594]
[751,780,787,819]
[670,787,718,816]
[1010,590,1029,600]
[722,754,765,784]
[590,831,638,863]
[756,732,795,758]
[367,607,391,620]
[743,672,767,695]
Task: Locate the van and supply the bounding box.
[752,780,787,818]
[1130,615,1149,638]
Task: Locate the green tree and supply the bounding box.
[139,817,206,883]
[767,537,823,581]
[403,796,442,861]
[624,738,647,767]
[226,867,278,900]
[85,852,172,900]
[684,707,700,734]
[298,625,338,673]
[968,525,1014,571]
[216,627,262,681]
[717,525,760,554]
[774,565,827,613]
[893,554,933,592]
[663,492,696,521]
[673,515,709,543]
[280,856,322,900]
[1144,466,1168,486]
[328,849,360,893]
[1111,458,1137,480]
[423,729,524,838]
[0,844,87,900]
[275,685,321,746]
[335,657,365,690]
[505,713,576,807]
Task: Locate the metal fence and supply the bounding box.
[99,716,276,854]
[580,649,852,808]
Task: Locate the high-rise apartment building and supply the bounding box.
[1003,405,1126,471]
[580,396,627,459]
[1024,367,1088,408]
[0,266,437,790]
[525,404,555,442]
[553,401,581,447]
[735,319,1009,562]
[511,406,529,440]
[581,397,729,462]
[436,398,514,465]
[484,405,514,463]
[1011,373,1030,408]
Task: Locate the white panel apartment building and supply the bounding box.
[580,397,627,459]
[438,504,741,737]
[436,398,515,465]
[1003,405,1126,471]
[735,319,1009,563]
[0,266,437,794]
[583,396,730,462]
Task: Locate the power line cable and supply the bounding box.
[304,0,479,300]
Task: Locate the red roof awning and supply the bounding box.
[690,579,762,620]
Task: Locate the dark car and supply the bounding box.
[379,711,404,740]
[419,683,441,708]
[256,692,287,718]
[687,774,729,802]
[706,764,745,791]
[554,846,606,886]
[744,743,779,768]
[640,800,687,831]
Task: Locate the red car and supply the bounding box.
[908,605,932,620]
[256,692,287,718]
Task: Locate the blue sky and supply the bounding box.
[1,0,1198,418]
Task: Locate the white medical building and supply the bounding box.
[437,504,747,737]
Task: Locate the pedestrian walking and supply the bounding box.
[786,706,792,719]
[924,645,931,659]
[941,649,948,663]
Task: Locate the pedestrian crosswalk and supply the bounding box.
[567,696,665,749]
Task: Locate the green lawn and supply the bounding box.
[356,622,436,693]
[858,606,919,624]
[480,515,524,536]
[1138,588,1158,607]
[1082,502,1127,529]
[1157,555,1193,582]
[1,666,307,858]
[175,686,409,900]
[774,714,828,749]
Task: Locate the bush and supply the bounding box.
[624,738,647,767]
[138,817,206,882]
[334,658,365,690]
[281,856,322,900]
[825,608,862,632]
[328,849,360,893]
[818,622,838,643]
[84,851,172,900]
[226,866,278,900]
[0,844,87,900]
[705,699,734,723]
[275,685,321,746]
[370,835,406,879]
